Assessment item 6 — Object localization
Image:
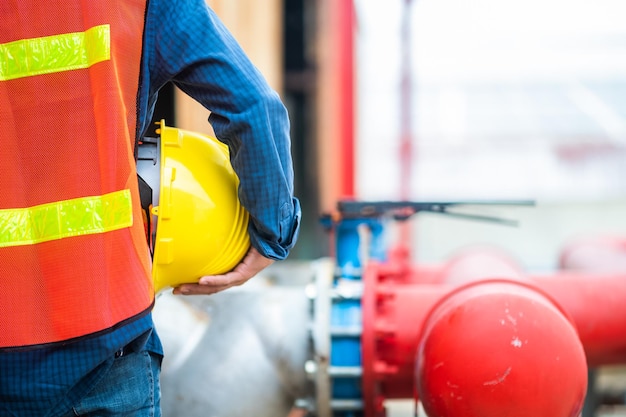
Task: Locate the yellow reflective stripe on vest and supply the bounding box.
[0,189,133,248]
[0,24,110,81]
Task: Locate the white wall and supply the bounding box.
[355,0,626,269]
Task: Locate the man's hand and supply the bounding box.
[172,246,273,296]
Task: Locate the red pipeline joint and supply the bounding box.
[416,280,587,417]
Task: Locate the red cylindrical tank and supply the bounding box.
[416,279,587,417]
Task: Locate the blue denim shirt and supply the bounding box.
[140,0,301,259]
[0,1,300,416]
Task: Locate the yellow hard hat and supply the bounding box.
[137,121,250,293]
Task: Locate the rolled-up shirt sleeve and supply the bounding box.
[144,0,301,260]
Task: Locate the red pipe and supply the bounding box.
[362,270,444,413]
[532,271,626,366]
[318,0,355,211]
[335,0,355,198]
[362,259,626,416]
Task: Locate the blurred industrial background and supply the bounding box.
[150,0,626,416]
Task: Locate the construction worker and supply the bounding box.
[0,0,300,416]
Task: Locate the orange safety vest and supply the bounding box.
[0,2,154,348]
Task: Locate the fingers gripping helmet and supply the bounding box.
[137,121,250,292]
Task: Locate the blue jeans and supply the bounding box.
[62,351,161,417]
